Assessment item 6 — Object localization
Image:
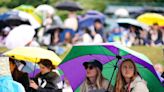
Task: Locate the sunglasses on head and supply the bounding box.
[85,65,95,70]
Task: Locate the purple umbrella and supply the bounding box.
[28,68,40,78]
[59,43,164,92]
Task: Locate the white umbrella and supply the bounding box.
[35,4,55,15]
[17,10,41,29]
[116,18,149,30]
[114,8,129,17]
[5,25,35,49]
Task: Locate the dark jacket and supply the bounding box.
[147,30,163,44]
[12,68,30,92]
[30,71,62,92]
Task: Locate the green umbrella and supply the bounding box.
[14,5,43,24]
[59,43,164,92]
[14,5,35,13]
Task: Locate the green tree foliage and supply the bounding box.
[1,0,163,9]
[0,0,58,8]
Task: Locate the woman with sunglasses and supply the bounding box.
[114,59,149,92]
[80,60,113,92]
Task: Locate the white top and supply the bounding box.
[93,34,103,43]
[82,33,93,43]
[125,76,149,92]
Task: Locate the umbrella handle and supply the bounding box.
[106,56,121,92]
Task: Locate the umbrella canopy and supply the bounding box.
[14,5,35,14]
[35,4,55,16]
[114,8,129,17]
[116,18,149,30]
[16,10,41,29]
[0,10,41,29]
[78,10,105,30]
[5,25,35,49]
[17,10,41,29]
[0,20,7,29]
[59,43,164,92]
[4,47,62,66]
[0,10,30,27]
[14,5,42,24]
[55,1,83,11]
[137,13,164,26]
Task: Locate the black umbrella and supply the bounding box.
[55,1,83,11]
[116,18,149,30]
[0,20,7,30]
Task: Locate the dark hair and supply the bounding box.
[84,27,91,34]
[94,19,102,24]
[83,60,103,71]
[38,59,55,70]
[9,58,26,66]
[9,57,17,65]
[153,23,158,26]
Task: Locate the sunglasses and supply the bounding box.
[85,65,95,70]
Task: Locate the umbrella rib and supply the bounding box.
[106,60,117,67]
[98,46,115,66]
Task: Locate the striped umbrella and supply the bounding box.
[59,43,164,92]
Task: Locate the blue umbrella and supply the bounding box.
[0,10,30,27]
[78,10,105,30]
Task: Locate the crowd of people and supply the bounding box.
[0,7,164,53]
[2,56,161,92]
[0,3,164,92]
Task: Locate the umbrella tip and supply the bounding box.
[116,55,122,60]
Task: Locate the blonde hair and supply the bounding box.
[114,59,138,92]
[80,67,108,92]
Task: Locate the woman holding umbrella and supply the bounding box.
[80,60,113,92]
[29,59,62,92]
[114,59,149,92]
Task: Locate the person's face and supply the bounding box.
[130,26,136,32]
[121,61,135,79]
[95,22,102,30]
[85,64,98,78]
[39,64,51,75]
[152,25,159,30]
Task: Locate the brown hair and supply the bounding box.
[9,57,16,65]
[114,59,138,92]
[38,59,55,70]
